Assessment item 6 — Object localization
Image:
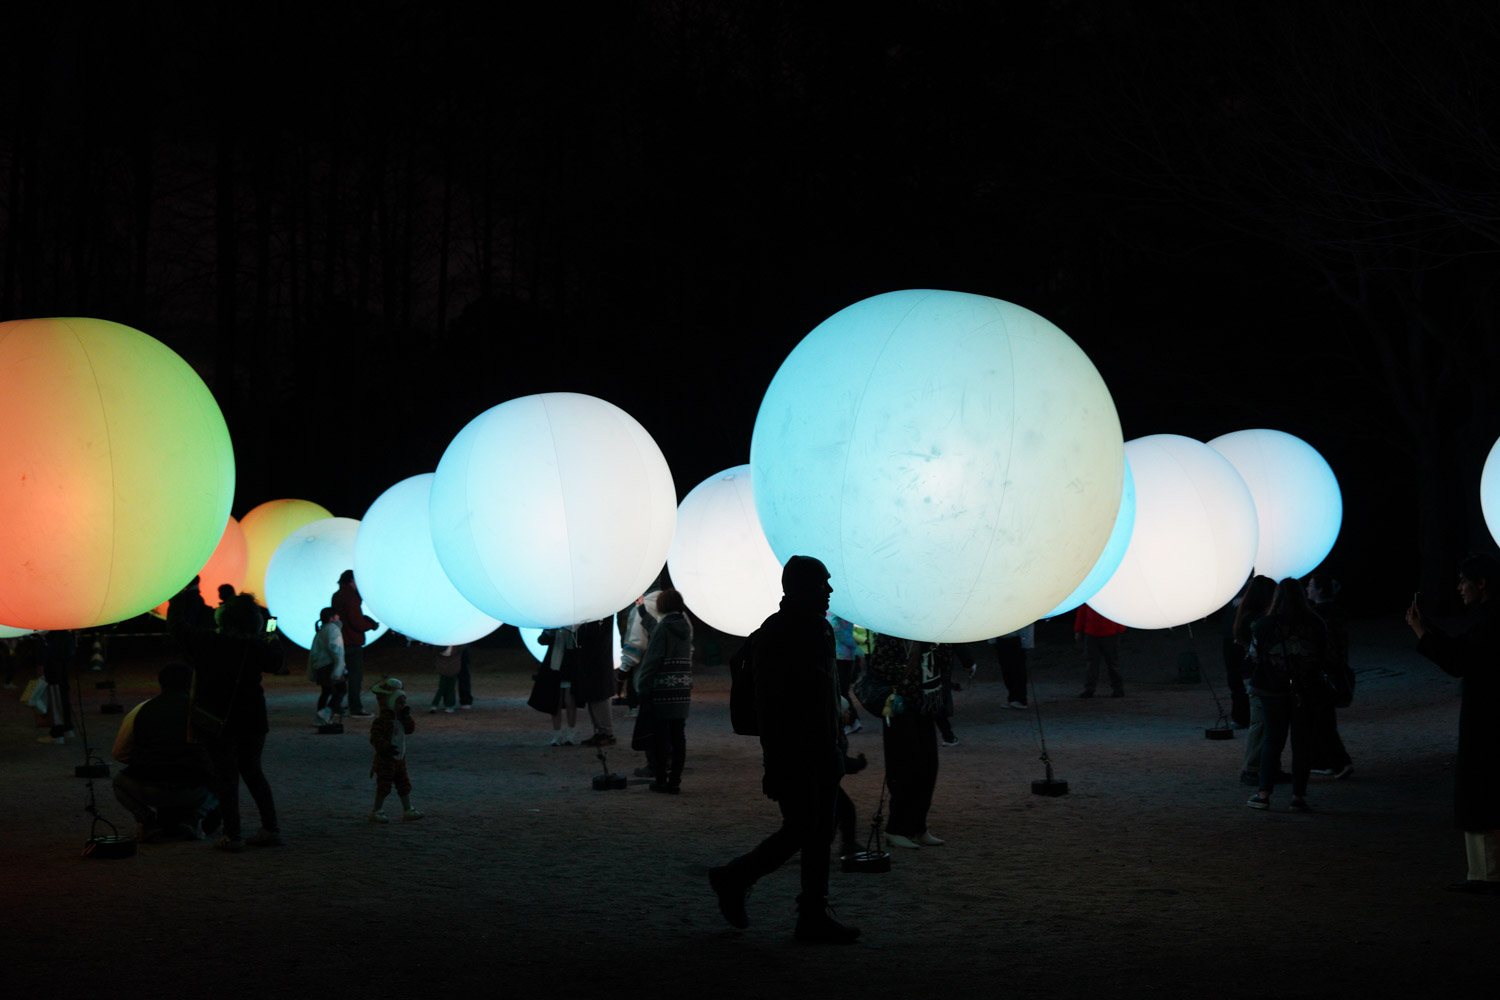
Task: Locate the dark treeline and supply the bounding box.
[3,1,1499,612]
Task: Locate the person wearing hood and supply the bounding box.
[633,588,693,792]
[707,555,859,946]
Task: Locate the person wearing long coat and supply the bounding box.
[1407,554,1500,894]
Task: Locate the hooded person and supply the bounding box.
[707,555,859,945]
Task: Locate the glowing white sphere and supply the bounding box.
[354,475,503,646]
[430,393,677,628]
[265,517,390,650]
[1483,436,1500,549]
[240,499,334,605]
[1206,429,1342,581]
[518,625,623,668]
[1042,459,1137,619]
[667,465,784,636]
[751,289,1124,643]
[1087,435,1258,630]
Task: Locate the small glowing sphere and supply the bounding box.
[0,624,37,638]
[150,516,250,620]
[667,465,784,637]
[751,289,1124,643]
[430,393,677,628]
[354,474,502,646]
[239,498,334,605]
[1087,435,1258,630]
[0,317,235,629]
[517,625,623,668]
[1207,429,1342,581]
[264,517,389,650]
[1482,436,1500,549]
[1042,459,1137,619]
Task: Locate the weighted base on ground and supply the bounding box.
[841,850,891,873]
[83,835,136,859]
[317,723,345,735]
[592,772,627,790]
[75,763,110,778]
[1204,726,1234,740]
[1031,777,1069,796]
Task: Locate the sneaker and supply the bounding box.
[36,734,66,744]
[316,708,333,725]
[1289,798,1311,812]
[214,835,246,852]
[1309,768,1335,776]
[1246,795,1270,810]
[459,703,474,710]
[1005,701,1027,710]
[549,733,565,746]
[794,907,861,945]
[916,832,945,846]
[885,833,922,849]
[708,866,750,928]
[443,707,455,714]
[368,810,389,824]
[429,706,439,714]
[348,711,372,718]
[940,737,959,748]
[634,766,657,779]
[582,733,617,747]
[843,718,863,735]
[247,829,283,847]
[1334,765,1354,780]
[176,820,207,841]
[403,809,425,821]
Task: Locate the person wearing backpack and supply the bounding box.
[1245,578,1331,812]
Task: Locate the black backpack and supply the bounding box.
[728,630,760,736]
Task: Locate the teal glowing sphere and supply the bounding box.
[430,393,677,628]
[1207,429,1341,581]
[1042,458,1137,619]
[751,290,1123,643]
[265,517,390,650]
[354,475,503,646]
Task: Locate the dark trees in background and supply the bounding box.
[2,1,1496,607]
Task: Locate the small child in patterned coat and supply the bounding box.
[368,678,424,823]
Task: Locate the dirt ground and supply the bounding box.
[2,614,1492,1000]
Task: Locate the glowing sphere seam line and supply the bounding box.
[538,394,575,597]
[834,290,934,622]
[69,319,121,628]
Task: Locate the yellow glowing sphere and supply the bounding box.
[0,317,235,629]
[239,499,334,605]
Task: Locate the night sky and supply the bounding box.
[5,1,1499,616]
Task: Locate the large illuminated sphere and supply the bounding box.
[0,625,37,638]
[667,465,784,636]
[1207,429,1342,581]
[354,474,503,646]
[518,625,623,668]
[1483,436,1500,549]
[264,517,389,650]
[239,498,334,605]
[0,317,235,629]
[1087,435,1258,630]
[1042,459,1137,619]
[150,516,249,619]
[430,393,677,627]
[751,289,1124,643]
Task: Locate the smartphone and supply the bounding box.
[265,616,278,634]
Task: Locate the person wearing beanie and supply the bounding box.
[708,555,860,945]
[369,678,423,823]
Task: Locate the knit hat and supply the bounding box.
[781,555,830,599]
[371,677,405,708]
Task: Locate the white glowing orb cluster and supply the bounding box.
[517,625,623,669]
[751,289,1124,643]
[1042,459,1137,619]
[430,393,677,628]
[667,465,784,637]
[1087,435,1259,630]
[1207,429,1342,582]
[265,517,389,650]
[354,474,502,646]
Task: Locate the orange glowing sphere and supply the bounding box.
[150,516,249,619]
[0,317,236,629]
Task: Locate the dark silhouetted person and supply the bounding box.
[1407,554,1500,893]
[167,576,215,632]
[112,661,217,840]
[575,617,619,746]
[1305,572,1354,779]
[1076,603,1126,697]
[1234,575,1278,784]
[1245,578,1330,812]
[634,589,693,791]
[708,555,859,945]
[173,597,285,852]
[36,629,76,744]
[332,570,379,716]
